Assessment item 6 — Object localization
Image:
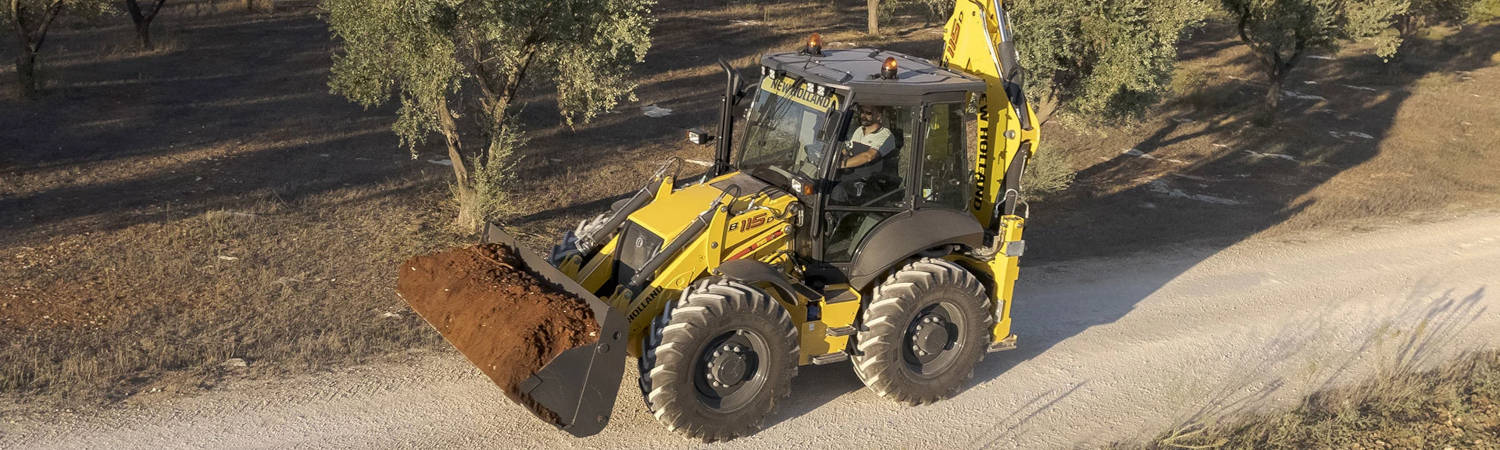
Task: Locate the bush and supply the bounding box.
[1473,0,1500,21]
[1023,147,1075,200]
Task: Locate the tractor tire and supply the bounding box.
[850,258,993,405]
[639,279,799,442]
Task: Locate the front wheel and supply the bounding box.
[639,279,799,442]
[851,258,993,405]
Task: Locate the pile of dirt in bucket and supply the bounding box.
[396,243,600,422]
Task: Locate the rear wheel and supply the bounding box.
[851,258,992,404]
[639,279,799,442]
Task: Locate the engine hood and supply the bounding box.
[627,172,786,241]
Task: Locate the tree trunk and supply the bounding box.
[135,22,153,50]
[1263,73,1284,124]
[437,100,482,231]
[867,0,879,35]
[436,101,470,190]
[15,47,37,98]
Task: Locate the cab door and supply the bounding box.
[820,103,918,264]
[819,98,983,290]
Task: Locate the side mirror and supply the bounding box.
[686,128,714,145]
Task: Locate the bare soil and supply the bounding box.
[395,243,599,423]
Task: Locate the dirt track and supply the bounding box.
[4,213,1498,448]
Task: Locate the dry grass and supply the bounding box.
[1128,350,1500,449]
[1,181,458,401]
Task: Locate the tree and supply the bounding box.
[1374,0,1474,68]
[1221,0,1405,123]
[5,0,107,97]
[1474,0,1500,21]
[325,0,654,230]
[868,0,880,34]
[124,0,166,49]
[1009,0,1210,121]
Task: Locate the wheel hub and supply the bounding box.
[912,316,951,355]
[907,312,956,365]
[708,344,749,386]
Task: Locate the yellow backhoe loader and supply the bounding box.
[402,0,1040,441]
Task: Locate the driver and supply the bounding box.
[840,105,895,170]
[832,105,896,203]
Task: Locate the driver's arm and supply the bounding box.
[841,148,879,168]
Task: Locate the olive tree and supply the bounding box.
[1374,0,1475,67]
[325,0,654,229]
[1010,0,1211,121]
[1222,0,1405,123]
[5,0,110,97]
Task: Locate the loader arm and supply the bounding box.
[942,0,1041,229]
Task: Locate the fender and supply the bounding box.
[846,208,984,289]
[713,259,804,305]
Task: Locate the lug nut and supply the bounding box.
[733,345,742,352]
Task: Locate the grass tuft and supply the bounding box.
[1127,351,1500,449]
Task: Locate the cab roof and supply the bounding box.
[761,48,985,103]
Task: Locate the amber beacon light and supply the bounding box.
[880,57,899,80]
[802,33,823,57]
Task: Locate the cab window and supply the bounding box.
[918,103,973,211]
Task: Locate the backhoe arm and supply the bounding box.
[942,0,1041,230]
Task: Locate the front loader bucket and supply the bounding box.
[396,224,628,437]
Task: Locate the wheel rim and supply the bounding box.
[694,328,769,412]
[901,300,966,377]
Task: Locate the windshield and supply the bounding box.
[737,76,843,188]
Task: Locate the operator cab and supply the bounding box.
[733,45,988,288]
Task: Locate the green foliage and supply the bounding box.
[325,0,461,155]
[1474,0,1500,21]
[457,123,525,223]
[878,0,1210,121]
[1348,0,1410,60]
[324,0,654,225]
[1220,0,1410,121]
[1009,0,1211,121]
[1222,0,1346,64]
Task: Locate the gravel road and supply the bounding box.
[4,214,1498,449]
